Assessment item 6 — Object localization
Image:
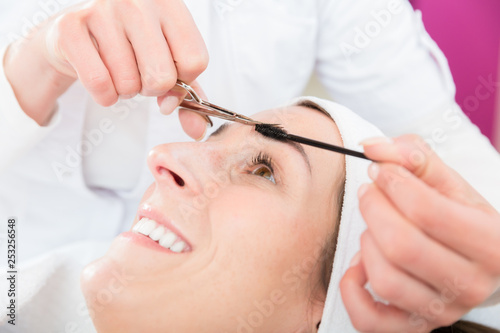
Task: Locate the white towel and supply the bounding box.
[0,241,108,332]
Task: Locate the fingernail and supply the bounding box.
[121,93,136,100]
[358,183,369,199]
[160,95,181,115]
[368,163,379,181]
[349,252,361,267]
[195,122,210,142]
[359,137,393,146]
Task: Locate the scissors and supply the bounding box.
[175,80,262,126]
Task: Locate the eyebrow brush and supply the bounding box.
[255,123,372,161]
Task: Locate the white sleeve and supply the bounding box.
[0,45,61,173]
[316,0,454,134]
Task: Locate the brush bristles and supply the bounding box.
[256,123,371,161]
[254,123,289,142]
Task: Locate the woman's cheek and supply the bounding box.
[210,187,287,233]
[209,187,303,271]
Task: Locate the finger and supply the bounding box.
[158,80,208,115]
[358,183,482,304]
[367,162,500,266]
[158,86,187,115]
[187,80,209,101]
[59,16,117,106]
[359,231,459,321]
[89,21,141,98]
[122,12,177,97]
[340,256,411,333]
[178,108,210,141]
[361,135,489,209]
[160,0,209,83]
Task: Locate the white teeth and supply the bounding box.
[149,225,165,241]
[133,217,188,253]
[170,241,186,253]
[138,218,156,236]
[159,231,177,249]
[132,220,143,232]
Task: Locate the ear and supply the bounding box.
[292,300,324,333]
[309,300,324,333]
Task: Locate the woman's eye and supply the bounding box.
[252,166,276,184]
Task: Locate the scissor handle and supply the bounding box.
[175,80,203,103]
[175,80,263,126]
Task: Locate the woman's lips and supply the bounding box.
[131,217,190,253]
[133,204,193,252]
[119,231,181,253]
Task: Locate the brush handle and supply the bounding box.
[287,134,372,161]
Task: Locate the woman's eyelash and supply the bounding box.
[251,152,275,173]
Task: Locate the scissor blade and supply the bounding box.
[180,100,262,126]
[179,100,232,119]
[201,101,263,125]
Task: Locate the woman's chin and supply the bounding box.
[80,255,151,332]
[80,257,124,326]
[80,231,190,309]
[80,254,190,333]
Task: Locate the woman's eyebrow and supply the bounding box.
[208,123,311,173]
[282,140,312,173]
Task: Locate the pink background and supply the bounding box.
[410,0,500,149]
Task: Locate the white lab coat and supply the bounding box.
[0,0,499,264]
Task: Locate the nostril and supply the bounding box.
[156,166,185,187]
[170,171,185,187]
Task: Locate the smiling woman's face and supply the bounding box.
[81,105,345,333]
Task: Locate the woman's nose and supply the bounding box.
[147,143,203,195]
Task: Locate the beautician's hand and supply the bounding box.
[3,0,209,139]
[340,135,500,333]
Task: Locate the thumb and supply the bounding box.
[158,80,212,140]
[360,134,490,209]
[178,108,211,141]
